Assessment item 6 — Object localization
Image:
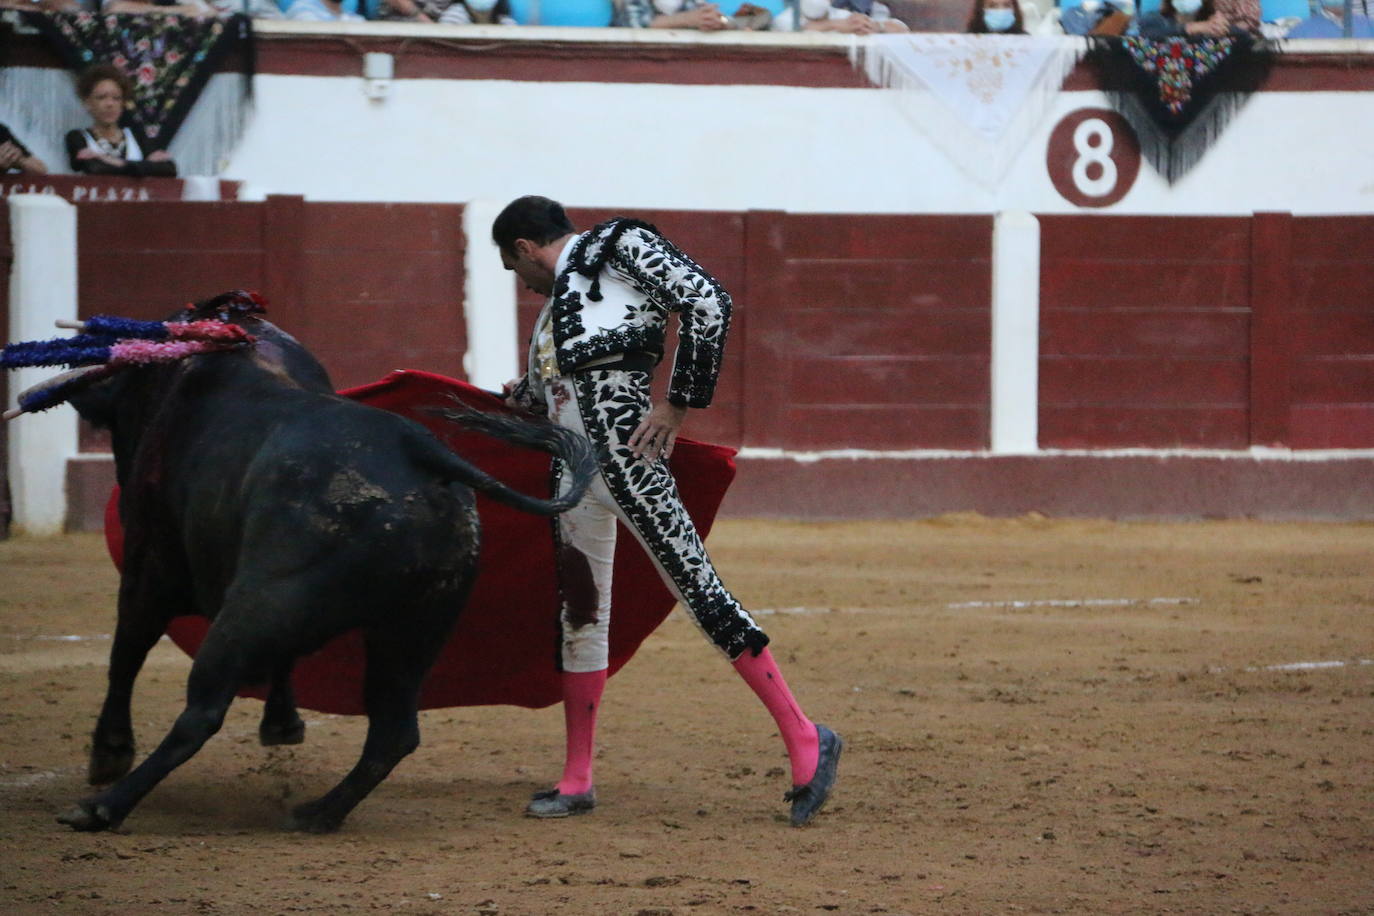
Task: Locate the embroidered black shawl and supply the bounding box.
[20,10,253,151]
[1088,35,1272,184]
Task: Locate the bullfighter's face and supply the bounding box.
[501,239,556,297]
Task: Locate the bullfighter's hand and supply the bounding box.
[629,401,688,461]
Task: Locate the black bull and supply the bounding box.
[57,295,595,833]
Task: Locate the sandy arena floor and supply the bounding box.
[1,518,1371,915]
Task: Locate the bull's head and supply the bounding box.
[2,292,273,491]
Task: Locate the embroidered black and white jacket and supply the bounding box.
[522,218,732,410]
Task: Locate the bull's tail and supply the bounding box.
[423,406,597,516]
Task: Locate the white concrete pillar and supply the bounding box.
[990,209,1041,455]
[6,194,80,535]
[461,199,519,393]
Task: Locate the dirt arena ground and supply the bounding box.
[1,518,1371,915]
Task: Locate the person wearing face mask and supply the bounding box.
[613,0,772,29]
[377,0,516,23]
[1135,0,1256,36]
[1286,0,1373,37]
[1136,0,1212,36]
[769,0,909,32]
[282,0,367,19]
[64,64,176,178]
[967,0,1027,33]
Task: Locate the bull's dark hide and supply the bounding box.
[52,297,607,833]
[104,370,739,714]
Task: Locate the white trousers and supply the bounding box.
[545,369,768,673]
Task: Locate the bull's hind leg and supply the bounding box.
[287,611,457,834]
[260,663,306,746]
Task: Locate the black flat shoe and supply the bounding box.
[525,787,597,818]
[784,724,842,827]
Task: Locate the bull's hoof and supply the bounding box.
[286,800,344,834]
[87,745,134,786]
[259,718,306,747]
[57,799,117,832]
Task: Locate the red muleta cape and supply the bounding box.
[103,370,737,714]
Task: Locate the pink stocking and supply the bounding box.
[555,669,607,795]
[732,648,820,786]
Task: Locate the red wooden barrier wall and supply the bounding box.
[1039,215,1253,448]
[5,197,1371,511]
[76,197,466,390]
[1288,215,1374,448]
[1039,214,1374,450]
[745,212,993,450]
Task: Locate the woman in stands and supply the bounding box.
[376,0,516,24]
[0,124,47,175]
[1136,0,1259,35]
[966,0,1027,33]
[769,0,909,32]
[65,64,177,179]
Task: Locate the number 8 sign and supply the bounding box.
[1046,108,1141,208]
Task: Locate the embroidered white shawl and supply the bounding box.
[853,34,1087,188]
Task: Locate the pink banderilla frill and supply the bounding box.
[109,339,232,366]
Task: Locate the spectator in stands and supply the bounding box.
[207,0,284,16]
[1135,0,1257,35]
[1135,0,1211,35]
[102,0,217,14]
[0,0,76,9]
[65,65,178,179]
[1,124,48,176]
[376,0,517,23]
[1286,0,1373,36]
[967,0,1026,32]
[769,0,909,32]
[617,0,781,29]
[282,0,365,20]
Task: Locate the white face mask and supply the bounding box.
[983,7,1015,29]
[1173,0,1201,13]
[653,0,684,12]
[801,0,832,19]
[468,0,499,10]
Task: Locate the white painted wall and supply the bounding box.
[218,74,1374,214]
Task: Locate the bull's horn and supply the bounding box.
[11,363,118,418]
[54,320,86,330]
[2,406,22,422]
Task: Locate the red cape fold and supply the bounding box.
[103,370,738,714]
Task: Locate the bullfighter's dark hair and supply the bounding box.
[76,63,134,102]
[491,196,576,253]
